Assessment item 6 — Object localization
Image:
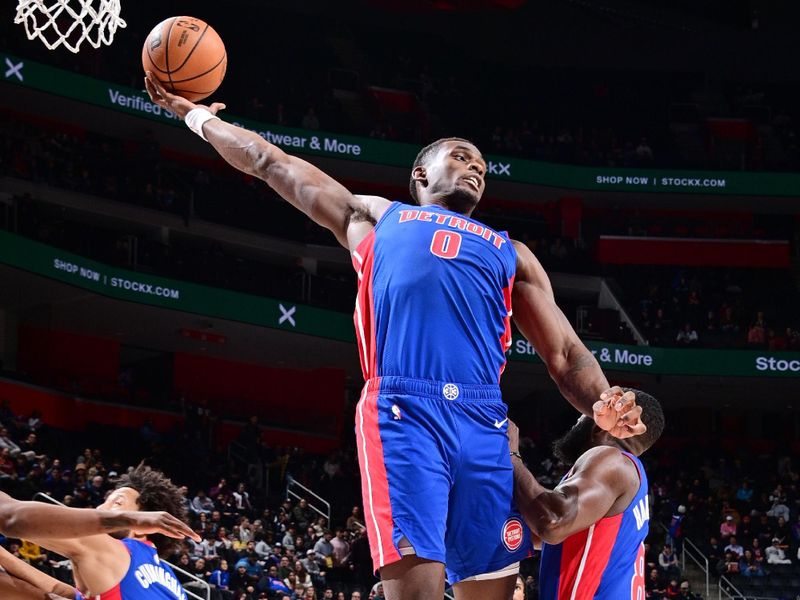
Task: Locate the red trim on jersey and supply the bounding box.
[498,275,515,380]
[353,231,378,380]
[557,513,623,600]
[355,382,400,570]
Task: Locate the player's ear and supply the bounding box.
[412,166,427,188]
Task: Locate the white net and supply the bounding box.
[14,0,126,53]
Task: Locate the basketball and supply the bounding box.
[142,16,227,102]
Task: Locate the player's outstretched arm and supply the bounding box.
[507,422,637,544]
[511,241,609,415]
[144,73,389,248]
[0,546,75,599]
[0,491,199,541]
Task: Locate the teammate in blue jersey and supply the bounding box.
[145,74,646,600]
[0,465,199,599]
[509,389,665,600]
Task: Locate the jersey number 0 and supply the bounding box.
[430,230,462,259]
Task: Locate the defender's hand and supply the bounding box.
[507,419,520,454]
[144,72,226,119]
[592,386,646,439]
[122,510,201,541]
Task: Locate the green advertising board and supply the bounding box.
[0,231,798,377]
[4,51,800,197]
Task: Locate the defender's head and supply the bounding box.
[409,138,486,214]
[98,464,188,554]
[553,389,665,465]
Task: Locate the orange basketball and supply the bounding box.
[142,16,227,102]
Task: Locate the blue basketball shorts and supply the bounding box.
[354,376,532,584]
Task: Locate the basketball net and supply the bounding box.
[14,0,126,53]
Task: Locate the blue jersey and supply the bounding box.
[75,538,187,600]
[539,452,649,600]
[351,201,517,384]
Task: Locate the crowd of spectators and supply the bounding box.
[645,446,800,599]
[3,3,800,172]
[0,398,386,599]
[611,266,800,350]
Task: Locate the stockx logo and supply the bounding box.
[487,161,511,176]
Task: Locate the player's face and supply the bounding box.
[552,416,595,465]
[98,487,140,511]
[98,487,141,538]
[513,576,525,600]
[420,141,486,213]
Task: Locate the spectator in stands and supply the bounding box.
[87,475,105,506]
[314,530,334,563]
[724,536,744,558]
[720,515,737,540]
[0,427,23,458]
[646,567,666,599]
[209,558,232,598]
[233,483,252,513]
[192,489,215,515]
[676,323,699,345]
[767,495,790,522]
[293,499,314,530]
[766,537,792,564]
[739,549,766,578]
[330,528,350,567]
[228,563,251,594]
[677,580,700,600]
[718,551,739,575]
[667,505,686,555]
[747,322,767,348]
[658,544,680,580]
[345,506,362,531]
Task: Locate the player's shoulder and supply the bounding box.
[573,445,638,480]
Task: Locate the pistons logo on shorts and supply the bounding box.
[501,518,524,552]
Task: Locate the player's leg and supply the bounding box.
[354,380,456,600]
[380,553,445,600]
[443,399,532,597]
[452,572,517,600]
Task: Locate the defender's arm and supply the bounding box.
[0,546,75,599]
[511,446,637,544]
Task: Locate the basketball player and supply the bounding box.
[0,465,199,599]
[508,389,665,599]
[144,74,645,600]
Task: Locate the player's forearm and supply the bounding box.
[0,493,135,538]
[550,343,609,416]
[201,119,353,244]
[511,457,574,544]
[0,547,75,598]
[202,118,283,180]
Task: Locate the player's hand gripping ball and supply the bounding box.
[142,16,226,102]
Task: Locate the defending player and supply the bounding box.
[0,465,200,599]
[144,74,645,600]
[509,389,665,599]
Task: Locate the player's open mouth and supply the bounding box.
[462,176,481,191]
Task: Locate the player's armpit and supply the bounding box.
[510,241,608,415]
[32,535,129,597]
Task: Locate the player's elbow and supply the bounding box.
[0,503,23,537]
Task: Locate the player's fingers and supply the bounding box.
[600,385,623,400]
[625,422,647,437]
[614,390,637,413]
[619,404,643,423]
[592,399,609,416]
[209,102,227,115]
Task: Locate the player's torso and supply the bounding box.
[352,202,516,384]
[78,539,187,600]
[539,453,650,600]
